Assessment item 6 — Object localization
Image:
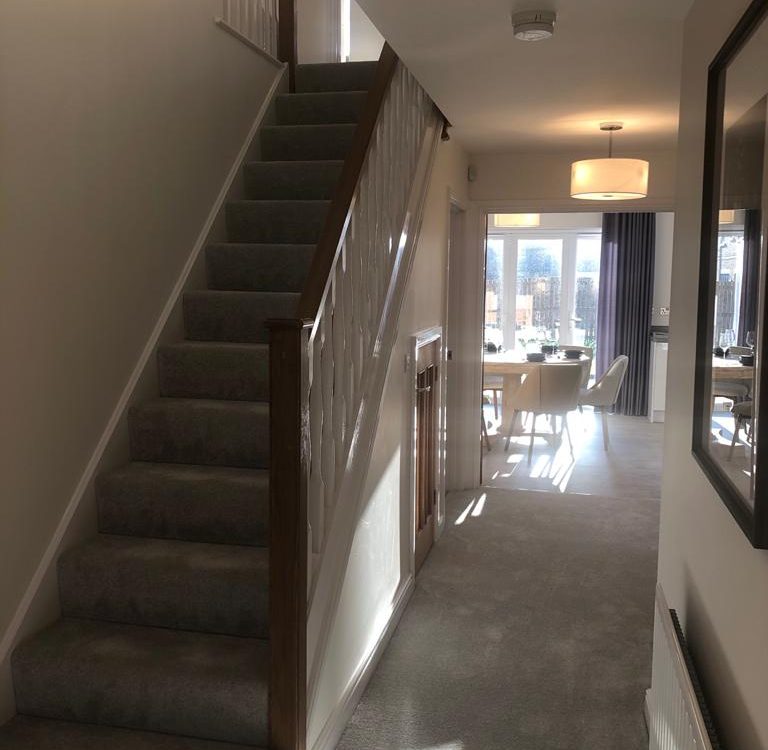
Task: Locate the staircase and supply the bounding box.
[0,60,378,750]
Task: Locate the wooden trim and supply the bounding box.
[278,0,297,90]
[268,318,312,750]
[297,43,399,320]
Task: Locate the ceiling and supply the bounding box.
[355,0,694,154]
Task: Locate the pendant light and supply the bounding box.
[570,123,649,200]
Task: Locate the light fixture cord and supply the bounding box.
[608,129,613,158]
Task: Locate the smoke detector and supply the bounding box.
[511,10,556,41]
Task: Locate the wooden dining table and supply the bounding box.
[712,356,754,381]
[483,351,591,432]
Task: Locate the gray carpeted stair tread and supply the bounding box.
[11,619,268,746]
[226,199,329,244]
[58,536,268,638]
[275,90,368,125]
[129,399,269,469]
[0,716,262,749]
[261,124,356,161]
[184,290,300,344]
[206,243,315,292]
[97,462,268,546]
[244,161,342,200]
[295,61,378,93]
[158,341,269,400]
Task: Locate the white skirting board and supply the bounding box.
[310,576,415,750]
[0,58,287,715]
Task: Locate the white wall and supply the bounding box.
[0,0,280,721]
[298,0,338,63]
[468,150,677,213]
[308,137,469,748]
[655,0,768,748]
[350,1,384,61]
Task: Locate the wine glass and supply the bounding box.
[746,330,755,349]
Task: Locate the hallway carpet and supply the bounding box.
[337,488,659,750]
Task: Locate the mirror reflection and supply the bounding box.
[703,20,768,504]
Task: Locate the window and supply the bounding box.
[714,230,745,347]
[484,231,602,368]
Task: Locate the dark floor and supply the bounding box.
[337,486,660,750]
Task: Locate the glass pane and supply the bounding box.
[574,235,601,378]
[516,239,562,352]
[484,238,505,352]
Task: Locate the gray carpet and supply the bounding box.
[337,488,659,750]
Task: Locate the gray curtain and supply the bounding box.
[737,209,761,345]
[596,213,656,416]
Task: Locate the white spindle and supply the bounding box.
[220,0,277,57]
[303,62,439,560]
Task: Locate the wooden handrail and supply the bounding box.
[278,0,297,90]
[296,43,399,320]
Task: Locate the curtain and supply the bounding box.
[596,213,656,416]
[738,209,761,345]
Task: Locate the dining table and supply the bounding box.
[711,355,754,381]
[483,351,591,433]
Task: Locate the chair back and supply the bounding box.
[586,355,629,407]
[559,343,593,386]
[539,363,583,414]
[509,369,542,413]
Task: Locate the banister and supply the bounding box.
[297,43,399,321]
[278,0,297,90]
[267,318,312,750]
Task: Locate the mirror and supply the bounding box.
[694,0,768,547]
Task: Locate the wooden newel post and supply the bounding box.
[267,318,311,750]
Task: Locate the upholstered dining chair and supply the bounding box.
[558,344,593,387]
[577,355,629,451]
[728,400,753,460]
[504,363,583,462]
[483,374,504,420]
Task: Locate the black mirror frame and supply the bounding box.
[693,0,768,548]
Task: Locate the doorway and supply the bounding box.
[414,336,439,572]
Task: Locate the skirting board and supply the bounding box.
[0,59,287,698]
[310,575,415,750]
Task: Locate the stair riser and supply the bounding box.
[295,61,378,92]
[0,716,258,750]
[129,401,269,469]
[11,621,268,746]
[261,125,356,161]
[206,243,314,293]
[275,91,367,125]
[58,540,268,638]
[226,201,328,244]
[97,466,269,546]
[244,162,342,200]
[158,344,269,400]
[183,291,299,344]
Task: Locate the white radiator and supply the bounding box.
[647,585,722,750]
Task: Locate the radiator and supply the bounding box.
[647,585,723,750]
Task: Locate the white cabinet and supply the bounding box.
[649,341,668,422]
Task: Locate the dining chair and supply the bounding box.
[558,344,593,387]
[483,374,504,419]
[577,355,629,451]
[504,363,583,462]
[728,400,753,460]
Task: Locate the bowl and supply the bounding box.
[563,349,582,359]
[526,352,546,363]
[740,354,755,367]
